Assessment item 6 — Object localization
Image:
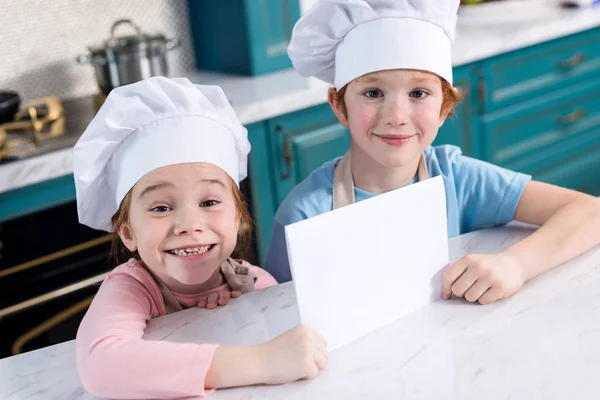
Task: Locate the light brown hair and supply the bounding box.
[109,177,253,266]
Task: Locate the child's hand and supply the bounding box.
[441,252,525,304]
[257,325,328,385]
[197,290,242,309]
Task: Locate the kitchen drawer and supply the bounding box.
[481,77,600,171]
[481,27,600,112]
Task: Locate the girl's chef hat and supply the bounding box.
[73,76,250,232]
[288,0,460,89]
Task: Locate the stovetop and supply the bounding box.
[0,96,98,165]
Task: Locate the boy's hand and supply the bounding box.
[197,290,242,309]
[441,252,525,304]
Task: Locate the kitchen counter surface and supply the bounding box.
[1,3,600,195]
[1,222,600,399]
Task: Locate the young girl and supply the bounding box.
[266,0,600,305]
[73,77,328,399]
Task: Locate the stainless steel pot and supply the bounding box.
[77,19,180,95]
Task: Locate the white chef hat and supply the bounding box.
[288,0,460,88]
[73,76,250,232]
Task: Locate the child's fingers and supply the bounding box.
[464,280,491,303]
[450,267,480,298]
[197,295,208,308]
[218,291,231,305]
[316,343,329,364]
[441,259,468,299]
[206,292,220,309]
[314,350,328,371]
[230,291,242,298]
[478,287,503,305]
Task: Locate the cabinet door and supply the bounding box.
[188,0,301,75]
[274,123,350,205]
[291,124,351,183]
[434,64,480,158]
[244,0,301,74]
[268,103,342,205]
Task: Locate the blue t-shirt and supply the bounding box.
[265,145,531,283]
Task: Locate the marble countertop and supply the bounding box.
[1,3,600,195]
[2,222,600,400]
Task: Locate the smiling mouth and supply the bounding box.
[374,134,416,140]
[166,245,215,256]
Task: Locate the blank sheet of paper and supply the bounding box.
[285,176,449,351]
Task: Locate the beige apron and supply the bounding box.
[332,151,429,209]
[157,258,257,314]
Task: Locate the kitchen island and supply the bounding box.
[2,222,599,400]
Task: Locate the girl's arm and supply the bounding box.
[76,273,219,399]
[78,271,325,399]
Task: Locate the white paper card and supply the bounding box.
[285,176,449,351]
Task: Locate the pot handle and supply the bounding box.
[76,53,106,66]
[110,18,142,39]
[165,38,181,51]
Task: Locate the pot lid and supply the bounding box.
[94,19,168,53]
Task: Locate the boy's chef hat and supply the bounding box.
[73,76,250,232]
[288,0,460,88]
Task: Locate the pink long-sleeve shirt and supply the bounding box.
[76,258,277,399]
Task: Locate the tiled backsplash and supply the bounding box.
[0,0,195,101]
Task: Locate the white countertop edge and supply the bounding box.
[0,147,74,194]
[453,8,600,66]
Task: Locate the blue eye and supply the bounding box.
[150,205,171,212]
[410,90,428,99]
[201,200,220,207]
[363,89,383,98]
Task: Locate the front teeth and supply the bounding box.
[170,246,211,256]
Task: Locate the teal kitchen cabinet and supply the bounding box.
[434,64,481,158]
[480,77,600,174]
[478,27,600,196]
[188,0,301,76]
[479,28,600,113]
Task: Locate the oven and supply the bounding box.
[0,201,112,358]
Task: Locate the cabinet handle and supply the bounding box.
[0,272,108,318]
[0,235,112,279]
[276,124,293,180]
[556,53,587,70]
[556,109,587,125]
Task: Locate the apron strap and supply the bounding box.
[332,151,355,209]
[333,152,429,210]
[157,280,183,314]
